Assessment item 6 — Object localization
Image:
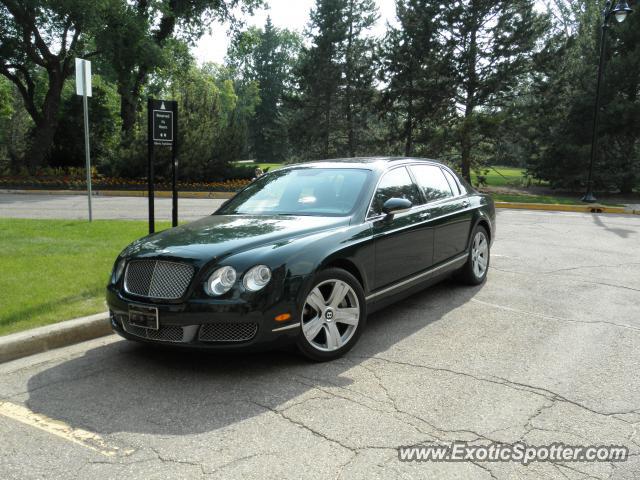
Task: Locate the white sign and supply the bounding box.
[75,58,92,97]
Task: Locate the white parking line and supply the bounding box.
[0,401,134,457]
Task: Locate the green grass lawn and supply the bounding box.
[232,161,283,172]
[471,166,529,187]
[0,218,170,336]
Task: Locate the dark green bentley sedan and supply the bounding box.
[107,157,495,360]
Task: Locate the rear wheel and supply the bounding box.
[296,268,366,361]
[457,225,490,285]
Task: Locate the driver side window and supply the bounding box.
[368,167,421,217]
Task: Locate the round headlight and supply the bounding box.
[243,265,272,292]
[112,259,126,284]
[205,266,237,296]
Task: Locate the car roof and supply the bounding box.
[279,156,448,172]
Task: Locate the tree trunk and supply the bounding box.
[120,91,138,139]
[460,122,472,182]
[404,87,414,156]
[24,71,63,172]
[345,0,355,157]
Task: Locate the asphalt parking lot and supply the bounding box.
[0,193,224,221]
[1,209,639,479]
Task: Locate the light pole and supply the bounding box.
[582,0,632,203]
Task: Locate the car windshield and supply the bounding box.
[217,167,371,216]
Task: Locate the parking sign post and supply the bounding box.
[147,98,178,234]
[75,58,92,222]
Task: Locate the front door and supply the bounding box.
[369,167,434,290]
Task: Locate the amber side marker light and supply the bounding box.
[275,313,291,322]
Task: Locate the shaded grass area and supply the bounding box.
[0,219,170,336]
[471,166,530,187]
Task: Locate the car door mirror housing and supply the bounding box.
[382,197,413,216]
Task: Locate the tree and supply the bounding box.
[0,0,111,171]
[528,0,640,193]
[380,0,454,157]
[448,0,548,181]
[294,0,378,159]
[97,0,262,141]
[227,18,301,162]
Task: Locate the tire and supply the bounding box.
[296,268,367,361]
[456,224,490,285]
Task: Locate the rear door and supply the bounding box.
[408,164,473,264]
[368,166,434,290]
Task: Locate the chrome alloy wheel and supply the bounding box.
[301,279,360,352]
[471,230,489,279]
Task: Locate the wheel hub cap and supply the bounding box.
[301,279,360,352]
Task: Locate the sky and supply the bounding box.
[193,0,549,65]
[193,0,398,65]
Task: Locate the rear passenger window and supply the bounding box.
[442,169,461,196]
[369,167,421,216]
[409,165,453,202]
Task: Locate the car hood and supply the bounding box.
[122,214,351,262]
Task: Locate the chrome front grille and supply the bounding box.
[199,323,258,343]
[121,318,186,343]
[124,260,194,300]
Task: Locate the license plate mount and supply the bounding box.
[128,306,159,330]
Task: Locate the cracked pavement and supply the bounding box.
[0,209,639,479]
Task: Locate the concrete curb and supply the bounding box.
[0,189,236,199]
[0,312,112,364]
[495,202,634,215]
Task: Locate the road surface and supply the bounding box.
[1,209,639,479]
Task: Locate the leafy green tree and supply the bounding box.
[96,0,262,141]
[529,0,640,193]
[294,0,378,159]
[380,0,454,157]
[447,0,548,181]
[0,0,113,171]
[50,75,121,169]
[228,18,301,162]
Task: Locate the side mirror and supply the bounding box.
[382,197,412,216]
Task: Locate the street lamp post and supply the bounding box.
[582,0,632,203]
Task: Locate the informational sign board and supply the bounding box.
[147,98,179,233]
[152,103,173,145]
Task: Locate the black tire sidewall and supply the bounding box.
[296,268,367,361]
[461,225,490,285]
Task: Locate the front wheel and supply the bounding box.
[457,225,490,285]
[296,268,366,361]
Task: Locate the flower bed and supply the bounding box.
[0,175,251,192]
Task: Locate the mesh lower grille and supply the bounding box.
[122,318,185,343]
[199,323,258,343]
[124,260,194,300]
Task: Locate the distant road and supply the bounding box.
[0,193,225,221]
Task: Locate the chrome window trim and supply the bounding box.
[365,252,469,301]
[408,163,454,203]
[365,165,422,220]
[363,161,472,222]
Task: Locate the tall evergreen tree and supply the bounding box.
[448,0,547,181]
[228,18,301,162]
[294,0,377,159]
[380,0,454,157]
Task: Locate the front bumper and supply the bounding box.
[106,286,302,351]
